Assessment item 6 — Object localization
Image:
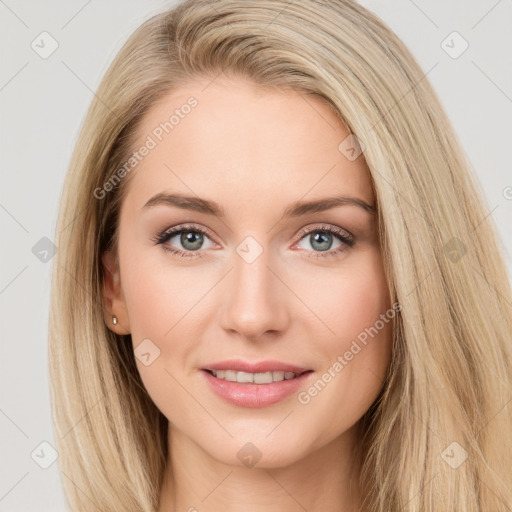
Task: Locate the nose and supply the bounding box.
[219,248,290,341]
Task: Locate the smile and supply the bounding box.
[202,369,315,408]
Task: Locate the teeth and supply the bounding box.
[210,370,300,383]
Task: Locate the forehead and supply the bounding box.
[123,76,373,214]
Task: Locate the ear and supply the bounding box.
[101,249,131,334]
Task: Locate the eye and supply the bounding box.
[151,224,216,258]
[293,224,355,259]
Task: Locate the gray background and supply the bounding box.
[1,1,511,510]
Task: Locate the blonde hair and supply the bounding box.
[48,1,512,510]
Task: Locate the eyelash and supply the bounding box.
[151,223,355,260]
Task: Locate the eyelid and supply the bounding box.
[157,222,218,243]
[294,223,354,243]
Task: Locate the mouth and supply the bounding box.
[201,367,315,408]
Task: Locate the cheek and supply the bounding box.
[120,242,209,340]
[299,250,393,412]
[117,243,207,410]
[303,251,391,345]
[266,251,393,453]
[124,270,187,335]
[121,264,198,421]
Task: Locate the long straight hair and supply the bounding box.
[48,1,512,510]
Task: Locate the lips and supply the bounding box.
[202,368,315,408]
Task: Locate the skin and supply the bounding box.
[102,75,393,512]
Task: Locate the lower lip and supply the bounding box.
[201,370,314,408]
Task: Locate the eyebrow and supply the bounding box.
[142,192,376,217]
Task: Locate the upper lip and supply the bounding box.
[202,359,312,374]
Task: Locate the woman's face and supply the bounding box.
[102,76,393,467]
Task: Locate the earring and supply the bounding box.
[112,315,118,325]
